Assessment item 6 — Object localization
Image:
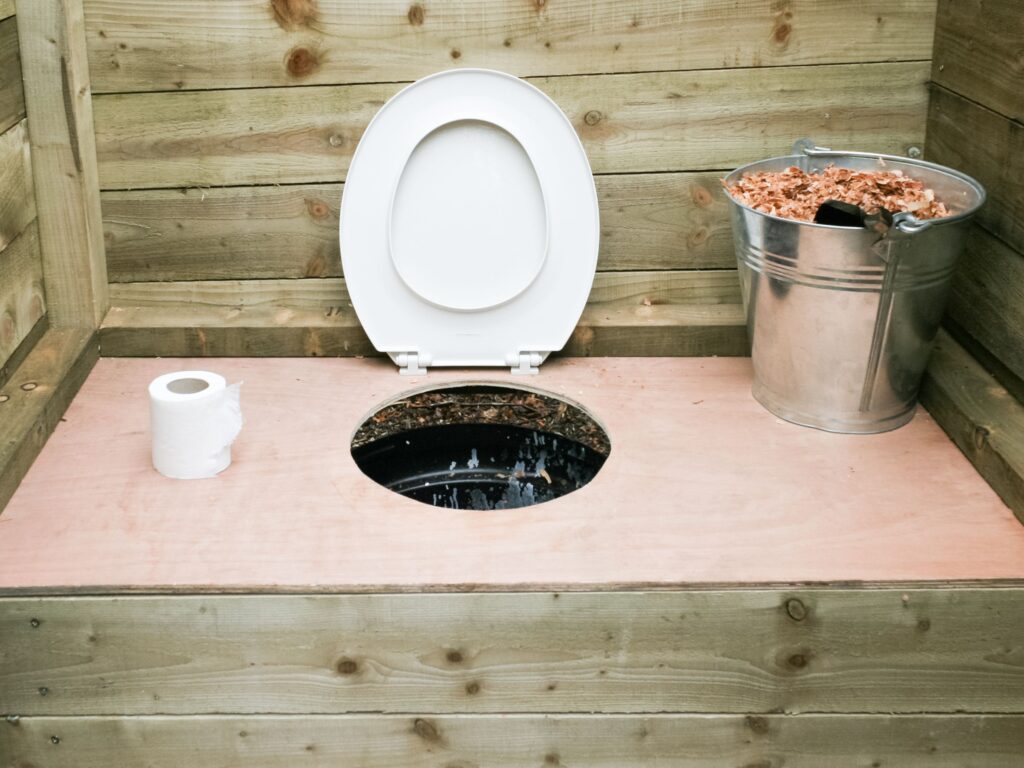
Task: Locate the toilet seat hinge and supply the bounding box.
[398,352,426,376]
[512,351,543,376]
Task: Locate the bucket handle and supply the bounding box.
[791,140,935,235]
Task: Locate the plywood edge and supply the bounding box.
[0,327,98,512]
[921,330,1024,523]
[3,714,1023,766]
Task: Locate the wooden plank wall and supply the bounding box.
[919,0,1024,519]
[1,590,1022,765]
[86,0,938,357]
[0,3,47,382]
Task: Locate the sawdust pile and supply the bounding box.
[725,164,951,222]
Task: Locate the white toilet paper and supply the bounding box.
[149,371,243,479]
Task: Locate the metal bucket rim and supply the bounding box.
[722,151,987,232]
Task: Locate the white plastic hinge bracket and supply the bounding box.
[397,352,426,376]
[511,352,542,375]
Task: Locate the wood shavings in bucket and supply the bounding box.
[724,164,951,222]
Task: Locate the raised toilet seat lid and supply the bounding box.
[340,68,599,374]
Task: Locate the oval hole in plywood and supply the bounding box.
[350,385,610,510]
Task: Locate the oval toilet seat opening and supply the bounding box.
[387,119,550,312]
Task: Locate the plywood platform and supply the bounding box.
[2,356,1022,592]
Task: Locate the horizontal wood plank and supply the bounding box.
[946,225,1024,388]
[921,330,1024,522]
[926,85,1024,255]
[81,0,937,93]
[93,62,931,189]
[4,713,1024,767]
[102,173,734,282]
[0,221,45,367]
[0,0,12,23]
[932,0,1023,121]
[0,119,35,252]
[98,271,747,357]
[2,589,1024,715]
[0,327,98,512]
[0,14,23,134]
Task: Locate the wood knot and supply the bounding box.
[772,21,792,46]
[465,681,480,695]
[584,110,603,126]
[335,658,358,675]
[917,618,931,632]
[286,46,319,78]
[532,0,547,11]
[328,133,345,148]
[544,753,560,766]
[407,4,425,26]
[21,382,38,392]
[687,227,709,247]
[306,199,330,219]
[787,652,810,669]
[30,618,40,628]
[271,0,319,30]
[785,598,807,621]
[450,48,461,59]
[446,649,464,664]
[503,38,512,47]
[413,718,441,743]
[745,715,770,735]
[973,425,991,449]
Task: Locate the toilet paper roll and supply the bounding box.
[149,371,243,479]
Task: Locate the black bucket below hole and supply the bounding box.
[351,386,610,510]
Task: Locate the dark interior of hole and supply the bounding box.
[352,422,608,510]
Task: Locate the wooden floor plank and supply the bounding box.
[81,0,937,93]
[101,173,735,282]
[92,62,930,189]
[2,590,1024,715]
[4,713,1023,766]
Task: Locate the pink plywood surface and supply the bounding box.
[1,356,1023,591]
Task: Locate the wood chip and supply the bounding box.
[725,164,951,222]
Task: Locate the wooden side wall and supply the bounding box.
[919,0,1024,519]
[86,0,938,357]
[0,0,103,512]
[1,589,1022,765]
[0,3,46,382]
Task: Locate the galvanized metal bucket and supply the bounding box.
[724,142,986,433]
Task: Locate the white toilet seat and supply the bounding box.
[340,69,599,374]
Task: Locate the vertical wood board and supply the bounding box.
[17,0,108,328]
